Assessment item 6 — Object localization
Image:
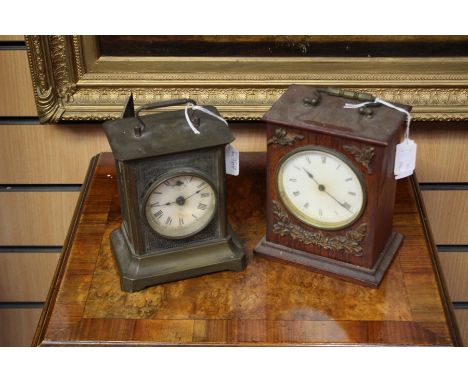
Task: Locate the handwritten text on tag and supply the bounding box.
[225,144,239,176]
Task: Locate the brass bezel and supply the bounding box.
[143,169,218,240]
[276,145,368,231]
[25,35,468,123]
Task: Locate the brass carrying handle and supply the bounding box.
[321,87,375,102]
[134,98,197,137]
[303,88,378,118]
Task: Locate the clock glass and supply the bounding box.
[145,174,216,239]
[277,147,366,230]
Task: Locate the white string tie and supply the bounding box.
[344,98,412,140]
[184,103,228,135]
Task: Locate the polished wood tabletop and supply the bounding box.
[33,153,461,346]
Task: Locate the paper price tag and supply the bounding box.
[394,138,417,180]
[225,144,239,176]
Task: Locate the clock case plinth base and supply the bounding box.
[254,230,403,288]
[111,225,246,292]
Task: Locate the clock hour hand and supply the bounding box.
[302,167,320,187]
[150,200,176,207]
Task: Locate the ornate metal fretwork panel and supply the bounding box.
[127,150,220,254]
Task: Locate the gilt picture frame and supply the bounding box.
[25,35,468,123]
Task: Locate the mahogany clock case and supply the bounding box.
[255,85,411,287]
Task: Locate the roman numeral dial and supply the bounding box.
[145,174,216,238]
[277,147,366,230]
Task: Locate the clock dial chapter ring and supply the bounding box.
[276,145,367,231]
[143,171,217,239]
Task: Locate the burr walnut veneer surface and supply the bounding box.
[33,153,460,346]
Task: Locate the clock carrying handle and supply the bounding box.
[134,98,197,137]
[304,88,379,118]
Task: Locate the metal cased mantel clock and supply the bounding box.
[254,85,411,287]
[103,96,246,292]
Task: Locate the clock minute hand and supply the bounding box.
[323,189,353,214]
[184,185,209,201]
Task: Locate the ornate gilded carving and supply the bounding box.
[25,36,62,122]
[71,35,85,78]
[49,35,77,104]
[58,87,468,122]
[25,35,80,122]
[343,145,375,174]
[24,36,468,123]
[272,201,367,256]
[267,128,304,146]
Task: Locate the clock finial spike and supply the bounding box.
[121,93,135,119]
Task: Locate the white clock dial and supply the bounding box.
[145,174,216,239]
[277,147,366,229]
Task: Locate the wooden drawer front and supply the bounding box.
[0,308,42,346]
[422,190,468,244]
[0,124,110,184]
[438,252,468,302]
[413,124,468,183]
[0,252,60,302]
[0,50,36,116]
[0,192,79,246]
[455,310,468,347]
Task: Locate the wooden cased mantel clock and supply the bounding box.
[254,85,411,287]
[103,96,246,292]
